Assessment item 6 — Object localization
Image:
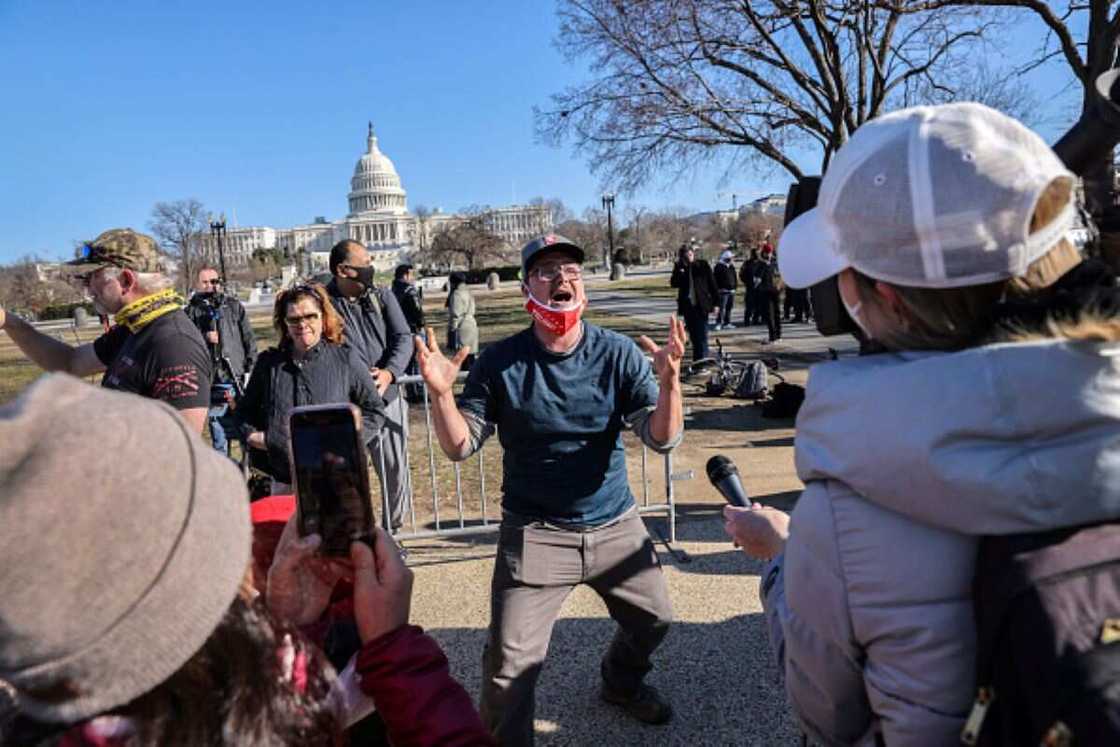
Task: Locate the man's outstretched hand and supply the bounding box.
[637,315,687,384]
[414,327,469,397]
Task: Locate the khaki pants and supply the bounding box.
[369,395,410,531]
[480,507,673,745]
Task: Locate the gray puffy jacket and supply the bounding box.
[763,337,1120,746]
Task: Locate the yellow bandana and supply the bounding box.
[113,289,185,333]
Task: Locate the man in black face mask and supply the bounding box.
[185,266,257,458]
[325,239,415,533]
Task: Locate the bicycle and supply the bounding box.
[684,340,753,396]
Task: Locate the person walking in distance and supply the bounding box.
[391,263,425,401]
[670,243,718,360]
[756,248,783,343]
[713,248,738,330]
[446,271,479,371]
[415,234,685,745]
[391,263,425,335]
[739,248,762,326]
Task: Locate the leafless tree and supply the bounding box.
[733,211,785,250]
[424,210,507,271]
[538,0,1026,192]
[529,196,573,228]
[413,204,433,252]
[901,0,1120,209]
[641,208,696,263]
[554,213,607,266]
[624,205,650,263]
[0,257,85,318]
[149,199,208,294]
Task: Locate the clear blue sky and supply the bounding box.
[0,1,1083,263]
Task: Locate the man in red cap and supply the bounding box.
[415,233,686,745]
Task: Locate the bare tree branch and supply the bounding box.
[540,0,1013,190]
[149,199,208,295]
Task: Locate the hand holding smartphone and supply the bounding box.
[288,404,376,555]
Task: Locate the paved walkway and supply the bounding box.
[587,284,859,369]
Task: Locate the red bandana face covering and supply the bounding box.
[524,289,584,336]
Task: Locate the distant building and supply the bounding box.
[744,193,787,216]
[201,123,554,274]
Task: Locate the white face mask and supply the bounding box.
[841,295,874,340]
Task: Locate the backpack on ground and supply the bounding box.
[732,360,770,400]
[962,522,1120,746]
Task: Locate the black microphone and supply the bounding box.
[706,455,750,508]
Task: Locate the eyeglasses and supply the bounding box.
[73,265,114,287]
[199,278,221,286]
[531,263,583,282]
[284,312,321,328]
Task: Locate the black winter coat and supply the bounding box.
[184,293,257,383]
[714,261,738,291]
[391,279,425,333]
[236,342,386,483]
[670,259,719,315]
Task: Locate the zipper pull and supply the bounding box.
[960,687,993,745]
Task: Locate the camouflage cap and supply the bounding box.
[65,229,166,275]
[520,233,585,277]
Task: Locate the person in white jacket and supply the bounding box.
[724,102,1120,746]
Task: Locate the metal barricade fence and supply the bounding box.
[372,372,688,544]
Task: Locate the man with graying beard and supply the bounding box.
[325,239,414,533]
[0,228,210,433]
[416,233,686,745]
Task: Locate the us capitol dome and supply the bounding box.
[340,122,413,248]
[349,123,407,214]
[201,122,554,274]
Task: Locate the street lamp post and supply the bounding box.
[601,193,616,271]
[208,214,228,284]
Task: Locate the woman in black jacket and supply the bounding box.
[238,283,386,493]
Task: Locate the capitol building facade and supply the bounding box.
[202,123,553,273]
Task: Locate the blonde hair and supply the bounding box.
[854,178,1080,351]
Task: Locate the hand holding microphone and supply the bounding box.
[708,454,791,559]
[706,455,750,507]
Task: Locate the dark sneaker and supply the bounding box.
[601,683,673,725]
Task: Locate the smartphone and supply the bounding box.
[288,403,375,555]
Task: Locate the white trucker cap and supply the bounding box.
[779,102,1076,290]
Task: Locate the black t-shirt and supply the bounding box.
[92,309,212,410]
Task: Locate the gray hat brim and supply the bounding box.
[522,241,585,275]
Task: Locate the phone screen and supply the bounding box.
[290,407,374,555]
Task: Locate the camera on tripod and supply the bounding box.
[787,70,1120,340]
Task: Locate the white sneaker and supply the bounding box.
[713,324,723,330]
[724,323,736,329]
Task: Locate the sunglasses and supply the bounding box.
[72,265,116,287]
[284,311,321,328]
